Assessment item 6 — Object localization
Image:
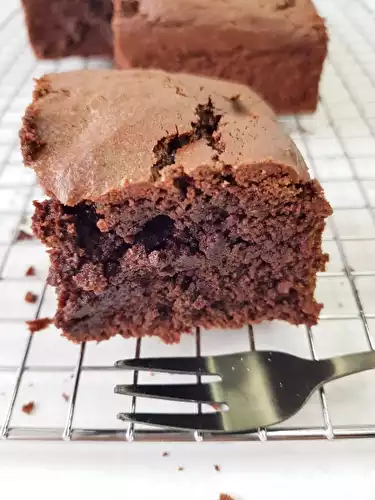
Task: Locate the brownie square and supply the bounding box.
[21,0,113,59]
[113,0,328,114]
[20,69,331,344]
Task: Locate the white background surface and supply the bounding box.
[1,0,375,498]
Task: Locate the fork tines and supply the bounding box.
[115,355,224,432]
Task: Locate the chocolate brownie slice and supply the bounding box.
[20,69,332,344]
[21,0,113,59]
[113,0,328,114]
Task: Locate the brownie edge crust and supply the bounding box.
[21,69,332,344]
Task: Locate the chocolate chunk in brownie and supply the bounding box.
[112,0,327,114]
[21,69,331,344]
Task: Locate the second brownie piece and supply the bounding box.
[113,0,328,114]
[22,0,113,59]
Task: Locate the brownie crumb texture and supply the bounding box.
[214,464,221,472]
[26,317,53,333]
[25,291,38,304]
[22,401,35,415]
[25,265,36,276]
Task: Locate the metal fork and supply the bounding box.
[114,350,375,432]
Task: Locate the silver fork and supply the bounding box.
[114,350,375,432]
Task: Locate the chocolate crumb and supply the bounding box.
[177,466,184,471]
[62,392,70,402]
[22,401,35,415]
[162,451,170,457]
[25,291,38,303]
[16,229,33,241]
[26,317,53,333]
[214,464,221,472]
[25,266,36,276]
[219,494,234,500]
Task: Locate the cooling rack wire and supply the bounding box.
[1,0,375,442]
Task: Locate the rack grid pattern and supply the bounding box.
[1,0,375,442]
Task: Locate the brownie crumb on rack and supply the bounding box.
[177,466,184,472]
[214,464,221,472]
[25,265,36,276]
[62,392,70,402]
[24,291,38,303]
[16,229,33,241]
[22,401,35,415]
[219,494,234,500]
[26,317,53,333]
[162,451,170,457]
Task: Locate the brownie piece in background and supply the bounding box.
[21,0,113,58]
[20,69,332,344]
[113,0,328,114]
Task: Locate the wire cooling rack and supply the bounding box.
[0,0,375,442]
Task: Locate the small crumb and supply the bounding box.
[220,494,234,500]
[177,466,184,472]
[16,230,33,241]
[24,291,38,304]
[162,451,170,457]
[25,266,36,277]
[26,317,53,333]
[229,93,240,102]
[62,392,70,402]
[214,464,221,472]
[22,401,35,415]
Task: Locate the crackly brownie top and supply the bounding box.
[20,69,309,206]
[115,0,326,50]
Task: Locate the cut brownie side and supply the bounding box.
[21,0,113,59]
[21,70,332,343]
[113,0,328,114]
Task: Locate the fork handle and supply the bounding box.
[318,350,375,383]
